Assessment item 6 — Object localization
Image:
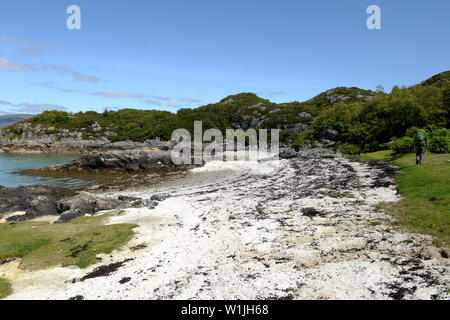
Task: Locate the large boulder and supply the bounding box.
[317,129,340,148]
[298,112,312,119]
[318,129,340,142]
[286,123,310,135]
[2,185,70,221]
[57,193,95,214]
[55,209,84,224]
[25,195,58,218]
[57,192,124,214]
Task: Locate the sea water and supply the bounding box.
[0,153,87,188]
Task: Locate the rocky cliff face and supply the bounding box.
[0,122,174,154]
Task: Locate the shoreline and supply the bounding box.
[2,150,449,300]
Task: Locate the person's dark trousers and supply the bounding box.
[415,144,426,165]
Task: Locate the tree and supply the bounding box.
[375,84,386,94]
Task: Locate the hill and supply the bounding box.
[1,71,448,154]
[420,70,450,88]
[0,114,33,129]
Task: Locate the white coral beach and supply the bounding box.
[4,151,449,300]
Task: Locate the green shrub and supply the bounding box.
[339,143,362,155]
[390,137,414,154]
[279,129,296,144]
[291,130,315,150]
[429,128,450,153]
[31,110,73,124]
[405,126,419,138]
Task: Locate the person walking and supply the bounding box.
[414,129,428,165]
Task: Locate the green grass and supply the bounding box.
[0,211,137,271]
[0,278,12,300]
[358,150,450,246]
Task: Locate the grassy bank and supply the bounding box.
[0,278,12,299]
[357,150,450,246]
[0,211,137,271]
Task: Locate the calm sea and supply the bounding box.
[0,153,87,188]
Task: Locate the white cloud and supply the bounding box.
[0,35,52,57]
[30,81,57,88]
[181,98,202,103]
[72,72,100,83]
[0,57,101,84]
[167,99,181,108]
[0,58,34,72]
[30,81,85,94]
[18,47,43,57]
[267,91,283,96]
[146,96,201,107]
[94,92,144,99]
[14,103,68,113]
[42,64,70,74]
[144,99,162,107]
[150,95,171,101]
[0,100,12,105]
[0,35,51,49]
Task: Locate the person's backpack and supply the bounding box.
[414,130,426,146]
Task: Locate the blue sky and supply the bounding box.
[0,0,449,114]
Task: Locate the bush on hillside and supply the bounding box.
[405,126,420,138]
[30,110,73,124]
[291,130,315,151]
[429,128,450,153]
[339,143,362,155]
[390,137,414,154]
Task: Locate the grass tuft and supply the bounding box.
[0,278,12,300]
[0,211,137,270]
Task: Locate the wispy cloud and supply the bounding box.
[147,95,201,108]
[94,92,144,99]
[72,72,101,83]
[59,88,83,93]
[0,56,100,83]
[18,47,44,57]
[41,66,99,83]
[30,81,84,94]
[149,95,171,101]
[167,99,182,108]
[1,98,68,114]
[30,81,57,89]
[0,58,34,72]
[13,103,68,113]
[144,99,162,107]
[0,35,52,49]
[181,98,202,103]
[267,91,284,96]
[41,64,70,74]
[0,35,52,57]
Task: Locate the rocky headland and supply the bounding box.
[0,122,174,154]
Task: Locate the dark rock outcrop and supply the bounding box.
[26,195,59,218]
[55,209,84,224]
[0,184,165,223]
[0,122,175,154]
[1,185,71,221]
[47,150,176,172]
[316,129,340,148]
